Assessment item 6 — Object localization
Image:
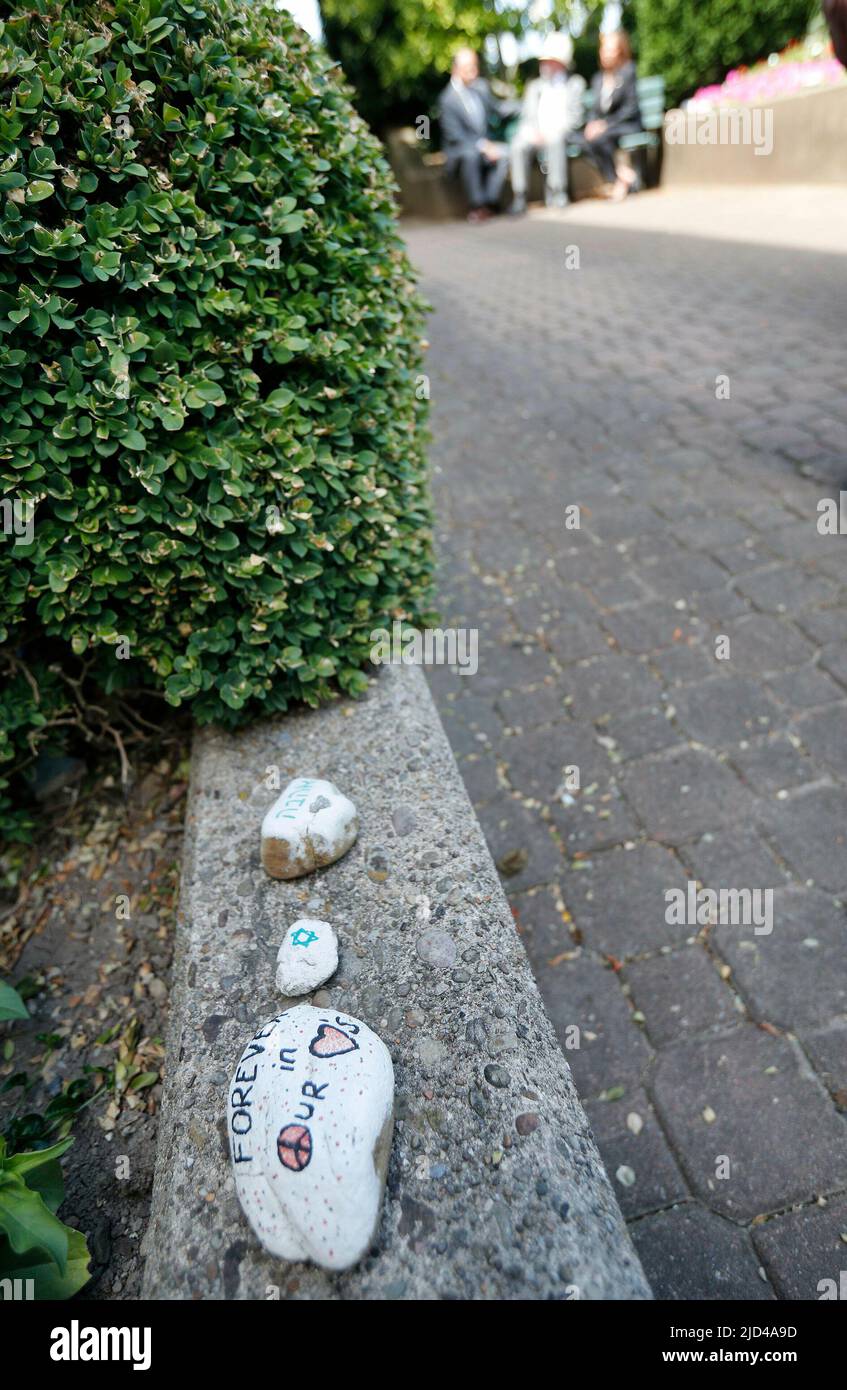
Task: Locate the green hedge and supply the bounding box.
[0,0,433,839]
[634,0,818,106]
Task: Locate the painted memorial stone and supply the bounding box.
[227,1004,394,1271]
[261,777,358,880]
[275,918,339,996]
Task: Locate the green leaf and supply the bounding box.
[6,1138,73,1186]
[0,1172,68,1273]
[0,982,28,1022]
[25,180,54,202]
[128,1071,158,1091]
[0,1226,91,1300]
[265,387,295,409]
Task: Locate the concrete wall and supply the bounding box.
[662,83,847,186]
[142,663,651,1300]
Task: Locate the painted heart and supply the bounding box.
[309,1023,358,1058]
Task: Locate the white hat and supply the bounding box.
[540,32,574,67]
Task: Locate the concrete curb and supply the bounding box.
[142,664,651,1299]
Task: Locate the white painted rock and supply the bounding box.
[275,919,338,996]
[261,777,358,880]
[227,1004,394,1271]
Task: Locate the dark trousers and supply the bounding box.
[567,131,620,184]
[454,149,509,209]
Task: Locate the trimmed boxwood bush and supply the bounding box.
[634,0,818,107]
[0,0,433,839]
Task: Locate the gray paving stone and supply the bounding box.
[767,664,846,710]
[680,829,788,890]
[620,749,751,847]
[638,552,730,598]
[801,1022,847,1109]
[730,734,819,794]
[582,571,652,610]
[672,515,756,552]
[672,675,780,746]
[651,1027,847,1221]
[502,725,600,805]
[531,954,653,1099]
[649,643,716,687]
[477,792,564,893]
[753,1194,847,1301]
[720,614,817,675]
[565,843,690,959]
[796,606,847,646]
[585,1088,688,1220]
[455,750,500,806]
[585,505,668,545]
[439,691,503,742]
[713,887,847,1031]
[601,706,681,761]
[601,602,700,655]
[759,786,847,893]
[480,636,557,691]
[494,683,570,730]
[626,947,738,1046]
[563,654,663,720]
[551,781,641,855]
[509,884,570,961]
[632,1205,775,1301]
[539,617,612,667]
[684,587,753,624]
[819,642,847,690]
[793,704,847,780]
[735,566,838,614]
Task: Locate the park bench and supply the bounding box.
[387,73,666,217]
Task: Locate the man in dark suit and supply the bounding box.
[569,30,642,201]
[438,48,509,222]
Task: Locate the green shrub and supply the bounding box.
[0,0,433,837]
[634,0,818,106]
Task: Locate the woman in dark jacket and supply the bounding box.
[573,30,642,201]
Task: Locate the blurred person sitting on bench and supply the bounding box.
[438,48,509,223]
[509,32,585,214]
[569,29,641,202]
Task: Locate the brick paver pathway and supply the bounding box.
[405,193,847,1301]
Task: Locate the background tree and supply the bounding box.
[318,0,526,132]
[634,0,819,106]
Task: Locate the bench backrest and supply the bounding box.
[637,75,666,130]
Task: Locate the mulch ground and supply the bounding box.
[1,738,189,1298]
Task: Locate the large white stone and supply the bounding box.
[261,777,358,880]
[275,919,338,996]
[227,1004,394,1272]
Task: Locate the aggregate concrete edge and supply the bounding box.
[141,663,651,1300]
